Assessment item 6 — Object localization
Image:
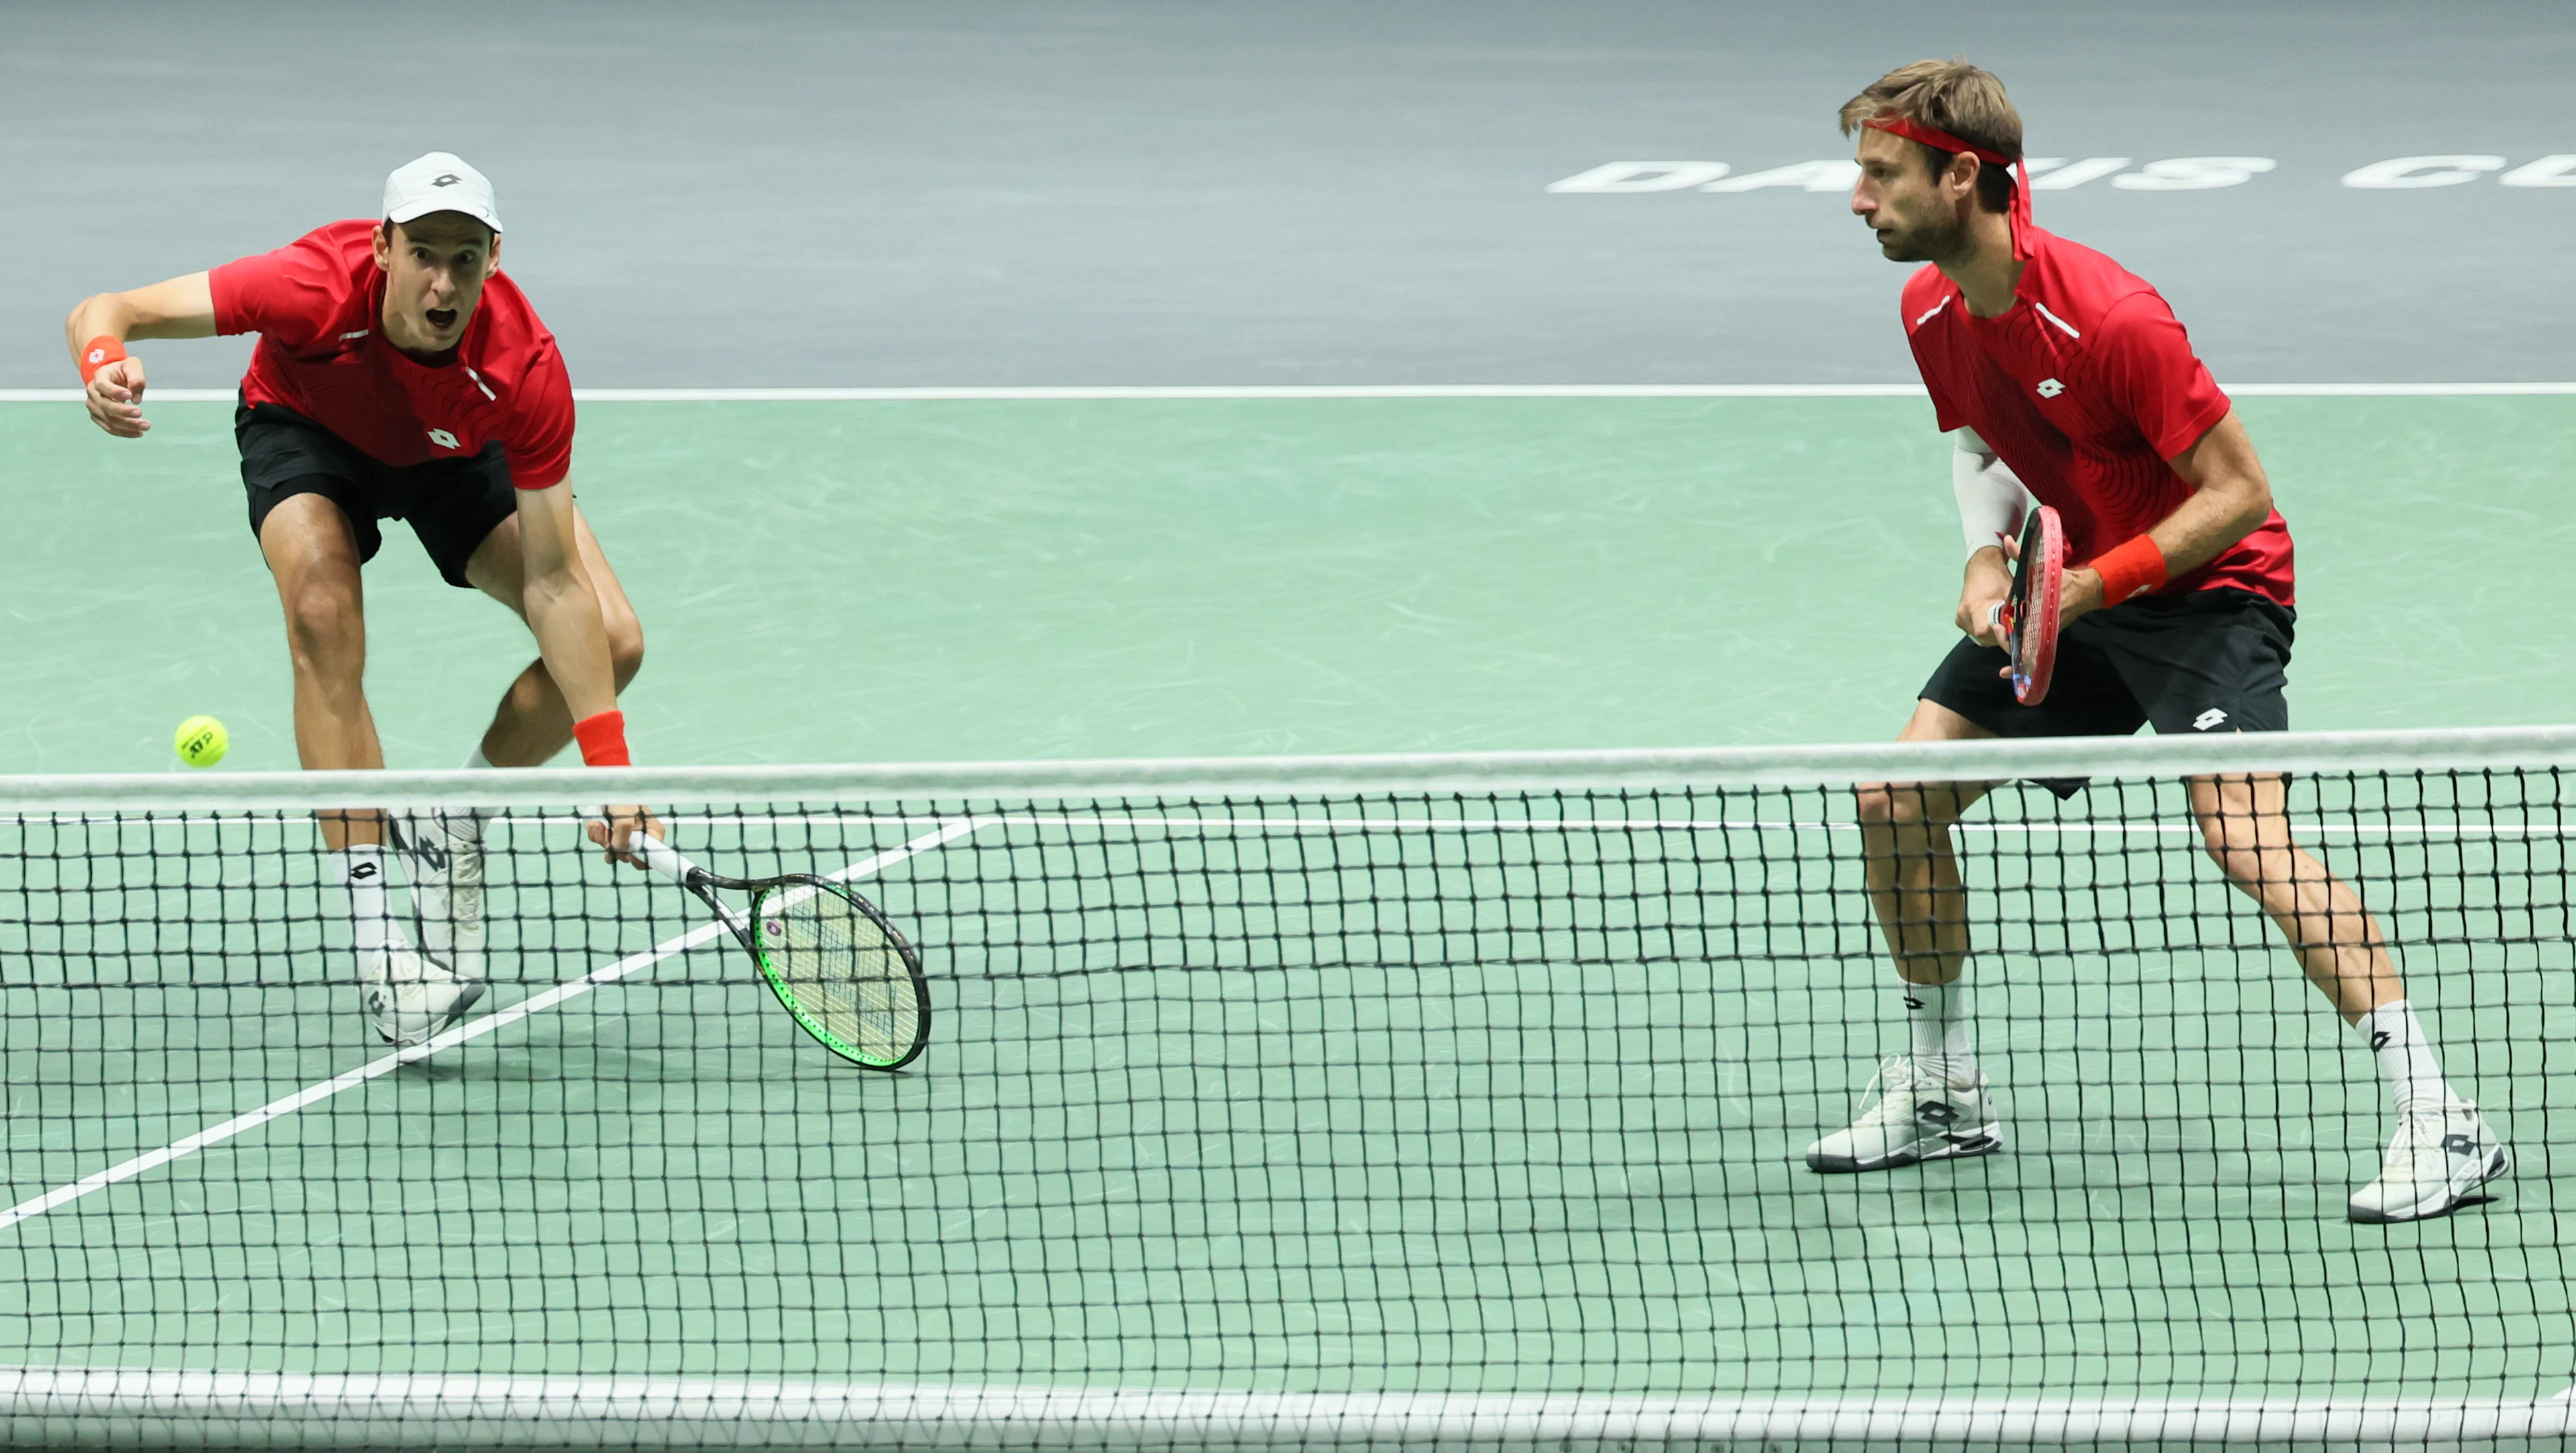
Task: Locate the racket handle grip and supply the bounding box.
[630,831,696,887]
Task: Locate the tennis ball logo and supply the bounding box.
[174,716,228,769]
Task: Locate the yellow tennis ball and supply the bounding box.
[174,716,228,769]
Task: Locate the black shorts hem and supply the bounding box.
[1919,588,2297,786]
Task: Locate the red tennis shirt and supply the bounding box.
[209,219,574,490]
[1902,227,2293,606]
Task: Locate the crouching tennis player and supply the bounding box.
[67,153,660,1046]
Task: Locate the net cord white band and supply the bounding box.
[0,1370,2566,1447]
[5,724,2576,810]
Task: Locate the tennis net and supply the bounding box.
[0,728,2571,1449]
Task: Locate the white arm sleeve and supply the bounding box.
[1951,427,2036,559]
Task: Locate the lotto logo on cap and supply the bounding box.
[383,152,502,233]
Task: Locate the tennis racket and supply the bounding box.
[633,832,930,1070]
[1993,503,2065,706]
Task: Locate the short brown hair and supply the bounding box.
[1839,58,2023,214]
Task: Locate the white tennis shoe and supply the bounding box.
[356,940,486,1046]
[391,810,486,985]
[1806,1055,2003,1173]
[2347,1103,2510,1224]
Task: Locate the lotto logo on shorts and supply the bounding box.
[2193,708,2229,731]
[2036,378,2066,398]
[427,428,461,449]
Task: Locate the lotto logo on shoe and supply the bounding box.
[2193,708,2230,731]
[2036,378,2065,398]
[428,428,461,450]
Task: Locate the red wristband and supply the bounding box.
[77,335,127,386]
[572,710,631,767]
[2088,535,2169,605]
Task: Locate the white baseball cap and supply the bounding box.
[382,152,503,234]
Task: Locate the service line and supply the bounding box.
[3,383,2575,404]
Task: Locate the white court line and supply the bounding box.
[0,815,986,1235]
[2,383,2574,404]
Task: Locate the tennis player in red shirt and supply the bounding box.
[1811,61,2506,1223]
[66,153,659,1048]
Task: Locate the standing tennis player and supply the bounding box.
[67,153,658,1047]
[1811,61,2507,1223]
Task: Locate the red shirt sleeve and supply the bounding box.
[2092,290,2232,460]
[502,344,576,490]
[207,227,357,349]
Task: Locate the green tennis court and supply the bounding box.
[14,395,2576,772]
[3,396,2575,1444]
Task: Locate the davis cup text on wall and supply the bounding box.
[1548,154,2576,193]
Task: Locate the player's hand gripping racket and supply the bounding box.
[632,832,930,1070]
[1986,504,2065,705]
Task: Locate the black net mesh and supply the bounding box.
[0,757,2566,1448]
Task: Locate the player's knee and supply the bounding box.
[282,582,364,678]
[1856,781,1943,828]
[606,608,644,690]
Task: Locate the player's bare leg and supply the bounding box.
[1858,699,1998,987]
[2187,771,2398,1022]
[261,493,478,1043]
[462,504,644,767]
[378,504,645,1006]
[258,492,382,850]
[2188,771,2506,1220]
[1812,698,2004,1172]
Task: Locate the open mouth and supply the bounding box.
[425,308,459,331]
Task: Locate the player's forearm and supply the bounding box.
[2139,411,2274,576]
[525,571,621,722]
[2065,413,2271,614]
[64,274,217,357]
[2142,476,2271,577]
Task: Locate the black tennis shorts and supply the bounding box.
[235,399,517,588]
[1922,587,2296,751]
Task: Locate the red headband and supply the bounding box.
[1863,114,2033,262]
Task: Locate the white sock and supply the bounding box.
[1904,980,1976,1083]
[2357,1000,2457,1118]
[438,743,499,841]
[336,845,409,957]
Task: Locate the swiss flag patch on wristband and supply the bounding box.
[78,336,127,386]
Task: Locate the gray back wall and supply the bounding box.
[6,0,2569,388]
